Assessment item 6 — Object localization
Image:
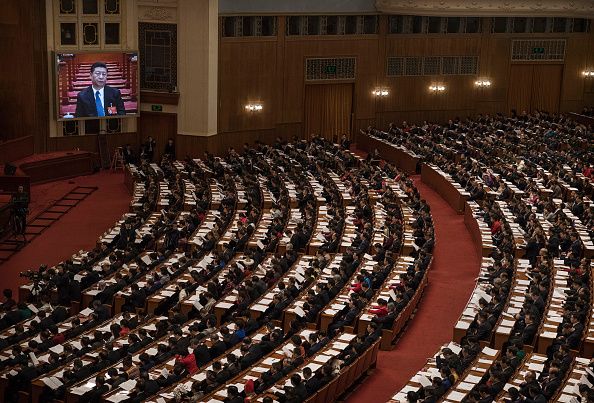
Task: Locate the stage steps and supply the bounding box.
[0,186,97,264]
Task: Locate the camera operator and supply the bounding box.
[11,185,29,241]
[19,264,49,304]
[163,223,180,251]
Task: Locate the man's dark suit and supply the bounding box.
[80,384,109,403]
[468,320,492,341]
[209,340,227,358]
[74,86,125,117]
[521,323,537,344]
[239,352,259,370]
[305,376,321,396]
[372,311,398,331]
[73,366,91,382]
[526,393,548,403]
[193,344,211,367]
[541,377,561,400]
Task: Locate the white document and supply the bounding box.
[294,306,305,318]
[481,347,498,356]
[80,308,93,316]
[193,299,203,310]
[119,379,137,391]
[447,391,466,402]
[455,320,470,330]
[457,382,474,391]
[49,344,64,354]
[527,362,544,372]
[41,377,61,390]
[465,374,483,383]
[417,375,432,387]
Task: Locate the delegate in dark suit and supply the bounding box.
[74,85,125,117]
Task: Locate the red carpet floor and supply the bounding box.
[2,171,130,298]
[344,174,480,403]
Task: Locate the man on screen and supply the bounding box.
[74,62,125,118]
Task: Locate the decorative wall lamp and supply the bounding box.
[245,104,263,112]
[429,84,445,92]
[475,79,492,87]
[372,88,389,96]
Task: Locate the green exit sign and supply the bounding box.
[533,47,545,54]
[152,105,162,111]
[327,66,336,73]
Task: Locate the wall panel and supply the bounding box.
[48,132,140,166]
[9,11,594,163]
[507,64,534,115]
[138,112,177,162]
[218,23,593,137]
[0,1,48,149]
[562,37,588,101]
[531,64,563,114]
[218,39,278,133]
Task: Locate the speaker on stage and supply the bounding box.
[4,162,16,176]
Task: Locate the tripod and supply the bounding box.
[29,279,44,305]
[11,204,28,243]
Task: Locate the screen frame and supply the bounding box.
[53,50,140,122]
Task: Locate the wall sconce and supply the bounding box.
[372,88,389,97]
[245,104,263,112]
[583,71,594,77]
[429,85,445,93]
[475,79,491,87]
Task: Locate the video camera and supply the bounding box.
[19,264,47,282]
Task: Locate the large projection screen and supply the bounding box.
[54,51,139,121]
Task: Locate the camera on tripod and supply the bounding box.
[19,264,48,281]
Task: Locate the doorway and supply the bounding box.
[304,83,354,142]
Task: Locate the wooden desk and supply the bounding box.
[491,259,531,350]
[550,357,588,403]
[282,254,345,330]
[535,265,571,355]
[421,163,469,214]
[357,133,420,175]
[497,352,548,401]
[453,258,496,344]
[246,255,312,322]
[355,256,413,334]
[390,343,499,403]
[464,201,495,258]
[568,112,594,127]
[15,150,93,186]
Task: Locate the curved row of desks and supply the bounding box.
[356,133,421,175]
[420,163,469,215]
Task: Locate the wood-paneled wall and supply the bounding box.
[0,0,48,154]
[48,113,177,166]
[6,7,594,163]
[48,131,140,167]
[217,15,594,154]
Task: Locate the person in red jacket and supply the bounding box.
[368,298,388,317]
[490,218,501,236]
[175,347,198,373]
[50,325,65,345]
